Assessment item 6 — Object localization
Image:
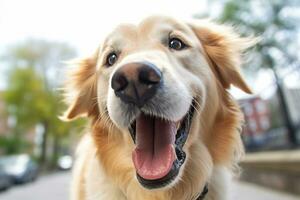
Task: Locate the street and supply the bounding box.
[0,172,69,200]
[0,172,299,200]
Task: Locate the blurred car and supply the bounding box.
[57,155,73,170]
[0,165,13,191]
[0,154,39,184]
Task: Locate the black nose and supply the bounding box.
[111,62,162,107]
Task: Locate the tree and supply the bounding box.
[3,39,76,87]
[3,67,50,154]
[216,0,299,73]
[2,39,82,166]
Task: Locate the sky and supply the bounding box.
[0,0,207,55]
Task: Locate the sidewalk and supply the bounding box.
[242,150,300,171]
[239,150,300,197]
[243,150,300,162]
[233,181,300,200]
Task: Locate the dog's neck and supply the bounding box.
[196,184,209,200]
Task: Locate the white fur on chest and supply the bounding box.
[205,167,232,200]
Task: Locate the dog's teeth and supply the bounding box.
[176,121,181,130]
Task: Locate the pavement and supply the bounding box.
[233,181,300,200]
[243,150,300,163]
[0,172,299,200]
[242,150,300,172]
[0,172,69,200]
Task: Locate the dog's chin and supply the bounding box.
[126,100,196,189]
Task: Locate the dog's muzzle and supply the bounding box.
[111,62,194,189]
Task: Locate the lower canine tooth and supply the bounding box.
[176,122,181,130]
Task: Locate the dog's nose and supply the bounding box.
[111,62,162,107]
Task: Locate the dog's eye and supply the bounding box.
[106,52,118,67]
[169,38,186,50]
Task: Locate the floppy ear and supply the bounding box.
[189,20,254,94]
[61,54,98,121]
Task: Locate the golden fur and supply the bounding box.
[62,16,253,200]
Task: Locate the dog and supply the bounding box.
[62,15,253,200]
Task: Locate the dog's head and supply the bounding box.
[63,16,252,190]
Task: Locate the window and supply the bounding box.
[248,119,257,132]
[244,103,253,116]
[260,116,270,130]
[255,101,267,113]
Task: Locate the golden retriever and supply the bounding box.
[62,16,253,200]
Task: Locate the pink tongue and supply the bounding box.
[132,114,176,180]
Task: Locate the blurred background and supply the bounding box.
[0,0,299,199]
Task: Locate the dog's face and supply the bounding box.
[63,16,252,190]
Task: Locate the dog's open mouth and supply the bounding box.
[129,100,195,189]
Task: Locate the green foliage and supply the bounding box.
[210,0,300,73]
[3,39,76,88]
[1,39,83,165]
[0,134,31,155]
[4,68,49,127]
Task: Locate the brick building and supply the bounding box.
[239,96,271,146]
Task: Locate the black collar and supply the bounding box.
[195,184,208,200]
